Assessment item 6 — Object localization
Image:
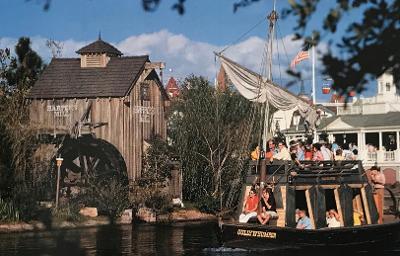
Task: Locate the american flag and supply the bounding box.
[290,50,309,69]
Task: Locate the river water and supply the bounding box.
[0,222,399,256]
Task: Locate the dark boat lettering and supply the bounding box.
[236,229,277,239]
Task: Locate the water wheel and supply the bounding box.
[56,135,128,191]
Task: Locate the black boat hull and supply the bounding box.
[221,221,400,251]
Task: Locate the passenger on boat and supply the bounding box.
[251,146,261,160]
[342,143,354,160]
[295,208,301,223]
[304,144,313,160]
[272,142,291,161]
[326,209,341,228]
[296,209,312,230]
[290,146,304,168]
[239,188,259,223]
[296,141,305,161]
[312,143,324,161]
[320,141,333,160]
[257,188,277,225]
[265,139,278,159]
[332,141,339,153]
[353,210,364,226]
[335,149,345,161]
[370,166,386,224]
[352,149,359,160]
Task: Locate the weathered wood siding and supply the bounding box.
[29,72,167,182]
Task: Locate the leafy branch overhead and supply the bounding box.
[283,0,400,97]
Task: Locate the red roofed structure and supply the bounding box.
[165,77,180,98]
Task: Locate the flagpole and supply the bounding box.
[311,40,318,142]
[312,44,316,105]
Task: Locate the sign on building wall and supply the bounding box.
[133,106,154,123]
[47,103,78,117]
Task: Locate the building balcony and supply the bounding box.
[360,149,400,165]
[337,105,362,115]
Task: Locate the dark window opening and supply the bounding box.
[325,189,337,211]
[383,132,397,151]
[386,82,391,92]
[295,190,307,212]
[366,133,379,149]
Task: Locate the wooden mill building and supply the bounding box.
[27,38,169,183]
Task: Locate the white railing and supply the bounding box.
[367,152,377,162]
[361,149,399,163]
[337,105,361,115]
[384,151,396,161]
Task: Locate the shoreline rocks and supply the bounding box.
[0,209,218,233]
[0,217,110,233]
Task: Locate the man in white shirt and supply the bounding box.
[326,209,341,228]
[272,142,291,161]
[320,141,333,160]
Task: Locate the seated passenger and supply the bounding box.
[335,149,345,161]
[326,209,341,228]
[257,188,277,225]
[239,188,259,223]
[295,208,301,223]
[312,143,324,161]
[290,146,304,168]
[304,145,313,160]
[272,142,291,161]
[353,210,364,226]
[251,146,261,160]
[265,139,277,159]
[296,209,312,229]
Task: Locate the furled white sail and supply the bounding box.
[217,53,319,131]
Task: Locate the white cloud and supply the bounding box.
[0,30,326,89]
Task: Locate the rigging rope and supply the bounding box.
[218,15,267,55]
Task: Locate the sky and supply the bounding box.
[0,0,376,101]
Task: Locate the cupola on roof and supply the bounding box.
[76,38,123,56]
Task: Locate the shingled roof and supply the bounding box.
[283,112,400,134]
[28,56,149,99]
[76,39,123,56]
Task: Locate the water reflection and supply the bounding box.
[0,222,220,256]
[0,222,398,256]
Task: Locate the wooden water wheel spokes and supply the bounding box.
[57,135,127,189]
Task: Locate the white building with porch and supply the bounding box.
[280,72,400,184]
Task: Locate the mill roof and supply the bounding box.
[76,39,123,56]
[28,55,149,99]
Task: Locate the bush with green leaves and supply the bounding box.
[51,200,82,222]
[79,176,130,222]
[0,197,20,222]
[195,195,220,214]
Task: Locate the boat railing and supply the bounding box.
[248,160,366,185]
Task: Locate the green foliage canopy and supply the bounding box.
[168,76,261,210]
[0,37,45,220]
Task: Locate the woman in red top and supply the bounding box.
[312,143,324,161]
[239,188,259,223]
[304,144,313,160]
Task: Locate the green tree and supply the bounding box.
[168,76,261,211]
[0,38,44,217]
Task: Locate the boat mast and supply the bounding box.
[262,0,278,151]
[267,0,277,81]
